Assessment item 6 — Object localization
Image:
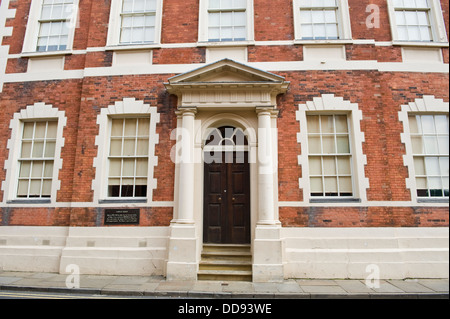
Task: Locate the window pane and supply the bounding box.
[326,24,338,39]
[409,115,420,133]
[124,119,137,136]
[137,118,150,136]
[45,141,56,157]
[324,177,337,193]
[421,115,436,134]
[324,10,337,23]
[310,177,323,193]
[123,139,136,156]
[339,177,352,193]
[416,176,427,189]
[411,136,423,154]
[135,158,148,176]
[122,159,135,176]
[110,139,122,156]
[308,136,321,153]
[109,159,121,176]
[136,138,149,155]
[307,116,320,133]
[47,121,58,138]
[438,137,449,155]
[425,157,440,176]
[439,157,449,177]
[35,122,46,138]
[323,157,336,175]
[435,115,449,132]
[23,122,35,139]
[29,180,41,197]
[414,157,426,175]
[43,161,53,178]
[42,180,52,197]
[336,136,350,153]
[300,10,312,24]
[32,141,45,158]
[309,157,322,175]
[423,136,438,154]
[21,142,32,158]
[320,116,334,133]
[322,136,335,154]
[337,157,351,174]
[17,180,29,197]
[19,162,31,178]
[31,161,44,178]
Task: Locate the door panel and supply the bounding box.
[203,152,250,244]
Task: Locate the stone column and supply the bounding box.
[256,107,277,225]
[253,107,284,282]
[166,107,198,281]
[176,108,196,223]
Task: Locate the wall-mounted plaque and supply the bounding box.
[104,209,140,225]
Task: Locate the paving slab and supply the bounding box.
[253,282,280,293]
[276,281,304,293]
[417,279,449,293]
[222,281,254,293]
[0,276,22,285]
[192,280,225,292]
[0,270,448,298]
[295,279,339,286]
[388,280,434,293]
[299,284,347,294]
[335,280,374,293]
[371,280,405,294]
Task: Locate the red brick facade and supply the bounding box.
[0,0,448,228]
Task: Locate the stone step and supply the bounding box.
[197,269,253,282]
[198,244,253,281]
[199,259,252,271]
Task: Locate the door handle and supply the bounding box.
[218,196,222,201]
[232,197,236,201]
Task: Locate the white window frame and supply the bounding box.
[293,0,352,42]
[399,95,449,203]
[1,103,67,204]
[92,98,160,203]
[297,95,369,203]
[106,0,164,48]
[387,0,448,45]
[107,117,151,199]
[198,0,254,45]
[22,0,80,54]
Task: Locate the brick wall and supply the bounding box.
[0,0,448,228]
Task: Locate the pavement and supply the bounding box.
[0,270,448,299]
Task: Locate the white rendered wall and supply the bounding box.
[282,227,449,279]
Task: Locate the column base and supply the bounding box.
[166,222,198,281]
[252,224,284,282]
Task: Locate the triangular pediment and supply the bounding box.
[164,59,289,109]
[166,59,286,84]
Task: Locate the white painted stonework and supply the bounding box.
[0,226,448,279]
[283,227,449,279]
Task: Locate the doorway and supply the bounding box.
[203,126,251,244]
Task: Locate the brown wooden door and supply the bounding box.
[203,152,250,244]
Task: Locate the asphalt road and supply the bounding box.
[0,290,157,299]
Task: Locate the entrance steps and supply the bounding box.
[198,244,252,281]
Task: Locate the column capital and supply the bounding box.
[255,106,278,117]
[176,107,198,116]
